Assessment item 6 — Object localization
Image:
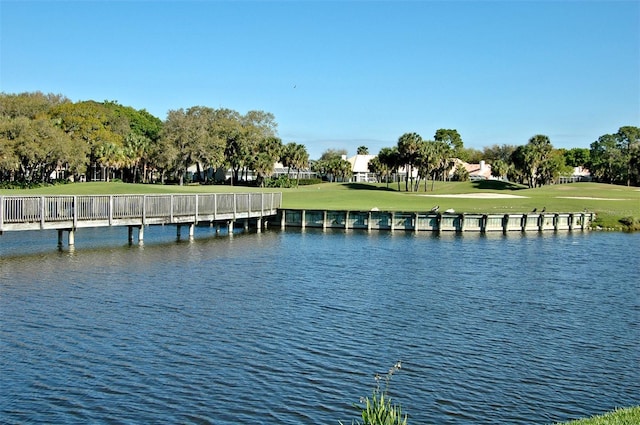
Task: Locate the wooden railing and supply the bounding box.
[0,193,282,232]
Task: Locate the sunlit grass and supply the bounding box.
[555,406,640,425]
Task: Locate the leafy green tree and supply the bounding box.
[239,110,278,182]
[103,101,163,182]
[0,117,20,179]
[511,135,555,188]
[0,113,83,183]
[537,149,568,185]
[616,126,640,186]
[50,100,126,181]
[482,144,517,164]
[457,147,483,163]
[434,128,463,157]
[189,106,227,183]
[160,108,194,185]
[0,92,69,119]
[319,148,347,162]
[562,147,590,168]
[589,133,623,184]
[357,145,369,155]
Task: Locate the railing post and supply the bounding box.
[109,195,113,225]
[213,193,218,220]
[73,196,78,229]
[170,195,174,223]
[40,196,46,229]
[142,195,147,225]
[194,194,199,223]
[233,193,237,220]
[0,196,4,232]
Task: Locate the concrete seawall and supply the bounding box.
[278,210,595,233]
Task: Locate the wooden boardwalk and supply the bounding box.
[0,193,281,245]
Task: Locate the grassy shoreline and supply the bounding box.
[556,406,640,424]
[1,181,639,230]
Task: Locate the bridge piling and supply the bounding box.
[128,225,144,244]
[57,229,75,247]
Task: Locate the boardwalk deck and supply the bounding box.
[0,193,282,244]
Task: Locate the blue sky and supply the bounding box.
[1,0,638,159]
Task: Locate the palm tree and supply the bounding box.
[251,136,282,186]
[397,132,422,191]
[367,156,385,184]
[378,147,401,189]
[282,142,309,186]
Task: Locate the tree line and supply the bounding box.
[1,92,637,188]
[367,126,640,189]
[0,92,309,186]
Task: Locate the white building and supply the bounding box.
[346,154,377,182]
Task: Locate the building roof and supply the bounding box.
[347,154,376,173]
[451,159,493,179]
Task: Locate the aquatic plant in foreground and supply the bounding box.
[341,361,408,425]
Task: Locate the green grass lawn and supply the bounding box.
[556,406,640,425]
[2,180,639,230]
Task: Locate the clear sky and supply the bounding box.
[1,0,638,160]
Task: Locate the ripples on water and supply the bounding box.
[1,228,639,424]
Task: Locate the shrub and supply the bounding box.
[619,216,640,231]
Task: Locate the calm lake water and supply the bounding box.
[1,227,638,424]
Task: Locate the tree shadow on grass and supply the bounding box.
[472,180,526,191]
[342,183,398,192]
